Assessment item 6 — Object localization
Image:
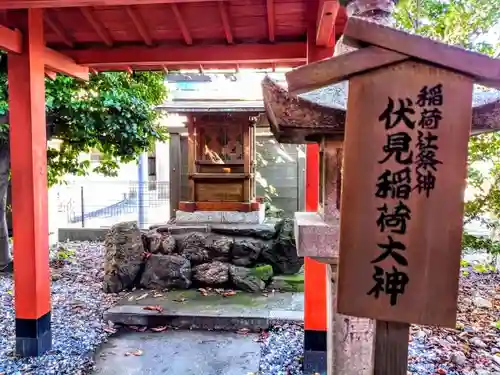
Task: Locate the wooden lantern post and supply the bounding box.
[287,17,500,375]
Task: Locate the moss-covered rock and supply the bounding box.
[251,264,274,282]
[268,273,304,292]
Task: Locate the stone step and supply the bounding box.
[104,289,304,332]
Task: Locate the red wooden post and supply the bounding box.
[8,8,52,357]
[303,7,334,373]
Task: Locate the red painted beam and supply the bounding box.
[303,4,333,350]
[125,6,153,46]
[44,9,73,47]
[266,0,275,42]
[218,1,233,44]
[45,68,57,79]
[80,7,113,47]
[0,24,22,53]
[316,0,339,47]
[45,47,89,81]
[8,8,52,356]
[62,42,307,67]
[171,3,192,45]
[0,0,224,8]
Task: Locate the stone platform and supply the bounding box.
[105,289,304,331]
[175,203,266,225]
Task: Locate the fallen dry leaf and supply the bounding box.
[198,288,209,296]
[143,305,164,313]
[151,326,168,332]
[125,349,143,356]
[135,293,149,301]
[152,292,163,298]
[223,290,237,297]
[103,327,117,334]
[173,297,187,303]
[128,325,147,332]
[237,328,250,335]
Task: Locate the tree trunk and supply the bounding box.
[335,0,397,55]
[330,1,398,374]
[0,143,11,268]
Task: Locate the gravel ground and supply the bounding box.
[259,324,304,375]
[259,272,500,375]
[0,242,120,375]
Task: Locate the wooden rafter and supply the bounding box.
[266,0,275,42]
[80,7,113,46]
[0,24,22,53]
[62,42,306,66]
[125,6,153,46]
[316,0,339,47]
[44,9,73,47]
[171,3,192,45]
[218,1,233,44]
[44,47,89,81]
[0,0,225,8]
[44,69,57,80]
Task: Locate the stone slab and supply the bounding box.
[105,289,304,331]
[93,330,261,375]
[175,204,266,225]
[294,211,339,260]
[58,228,109,242]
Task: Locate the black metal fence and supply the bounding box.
[55,180,169,229]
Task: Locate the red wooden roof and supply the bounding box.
[0,0,347,72]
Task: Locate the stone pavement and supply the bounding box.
[105,290,304,331]
[93,330,261,375]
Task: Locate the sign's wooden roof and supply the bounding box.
[263,16,500,143]
[0,0,347,72]
[287,17,500,94]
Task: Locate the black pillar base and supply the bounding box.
[15,311,52,357]
[303,329,327,375]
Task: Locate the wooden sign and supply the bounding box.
[336,60,473,327]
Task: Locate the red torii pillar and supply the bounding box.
[8,9,52,357]
[303,18,334,375]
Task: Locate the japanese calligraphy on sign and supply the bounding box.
[336,61,473,327]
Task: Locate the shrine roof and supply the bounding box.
[0,0,347,71]
[158,99,264,112]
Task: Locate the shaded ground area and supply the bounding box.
[0,242,121,375]
[93,330,261,375]
[407,271,500,375]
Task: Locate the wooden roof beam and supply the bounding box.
[125,6,153,46]
[266,0,275,42]
[287,46,408,94]
[316,0,339,47]
[45,69,57,80]
[0,24,22,53]
[44,47,89,81]
[44,10,73,47]
[0,0,224,8]
[80,7,113,47]
[171,3,192,45]
[218,1,233,44]
[62,42,306,66]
